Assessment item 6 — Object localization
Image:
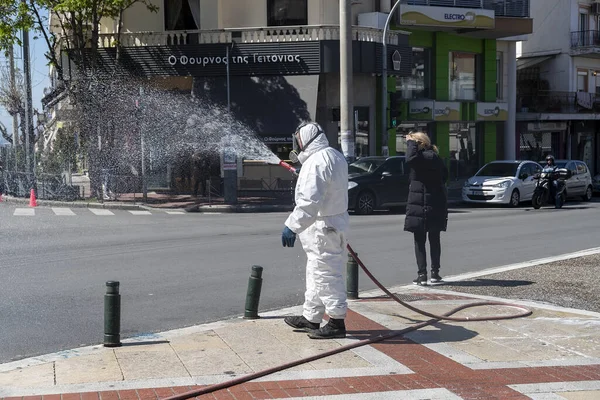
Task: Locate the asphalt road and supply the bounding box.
[0,199,599,363]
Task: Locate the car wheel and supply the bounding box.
[508,190,520,207]
[582,185,593,202]
[356,191,375,215]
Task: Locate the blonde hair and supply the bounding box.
[410,131,439,154]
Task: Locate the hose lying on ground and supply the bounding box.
[163,245,532,400]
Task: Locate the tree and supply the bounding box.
[0,0,157,194]
[0,62,25,146]
[0,121,10,144]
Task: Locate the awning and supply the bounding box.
[517,55,555,70]
[191,74,318,137]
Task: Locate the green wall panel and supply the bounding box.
[436,122,450,164]
[483,39,497,102]
[483,122,497,163]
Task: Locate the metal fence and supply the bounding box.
[1,171,81,201]
[571,30,600,48]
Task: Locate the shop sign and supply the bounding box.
[263,136,292,144]
[433,102,461,121]
[476,102,509,121]
[167,53,303,67]
[399,5,495,29]
[408,100,434,120]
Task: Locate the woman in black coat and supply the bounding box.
[403,132,448,286]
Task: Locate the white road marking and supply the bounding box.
[89,209,114,216]
[14,208,35,216]
[52,208,76,216]
[165,211,185,215]
[128,210,152,215]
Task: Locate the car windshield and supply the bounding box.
[349,159,386,175]
[475,163,518,177]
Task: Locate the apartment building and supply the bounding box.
[46,1,415,161]
[388,0,532,181]
[519,0,600,176]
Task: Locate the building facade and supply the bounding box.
[387,0,532,181]
[519,0,600,176]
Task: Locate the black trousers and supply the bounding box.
[413,231,441,276]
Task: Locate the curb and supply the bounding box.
[2,196,145,211]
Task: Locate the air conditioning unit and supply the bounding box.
[592,2,600,15]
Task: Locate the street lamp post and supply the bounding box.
[223,43,237,205]
[381,0,403,157]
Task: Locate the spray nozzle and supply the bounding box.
[279,160,300,175]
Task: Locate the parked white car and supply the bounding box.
[544,160,594,202]
[462,160,542,207]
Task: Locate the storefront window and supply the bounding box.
[449,52,477,101]
[267,0,308,26]
[395,123,429,155]
[449,123,479,180]
[334,107,370,158]
[165,0,200,31]
[519,131,562,161]
[397,48,431,99]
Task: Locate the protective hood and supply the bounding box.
[297,123,329,164]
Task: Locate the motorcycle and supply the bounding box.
[531,167,571,209]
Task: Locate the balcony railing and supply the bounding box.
[401,0,530,18]
[518,90,600,113]
[571,30,600,48]
[93,25,401,49]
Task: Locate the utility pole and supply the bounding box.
[223,44,237,204]
[22,26,34,175]
[340,0,354,162]
[8,46,19,171]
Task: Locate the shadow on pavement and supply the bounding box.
[348,322,479,344]
[441,279,534,288]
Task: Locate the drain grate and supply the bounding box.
[391,293,423,302]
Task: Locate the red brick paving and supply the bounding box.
[3,300,600,400]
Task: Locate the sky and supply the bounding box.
[0,31,50,143]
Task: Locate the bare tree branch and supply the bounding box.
[0,63,24,117]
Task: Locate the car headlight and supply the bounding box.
[348,181,358,190]
[493,181,511,189]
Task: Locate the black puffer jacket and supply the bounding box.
[403,140,448,233]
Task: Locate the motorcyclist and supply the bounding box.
[540,155,563,201]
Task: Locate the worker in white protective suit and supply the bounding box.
[281,121,350,339]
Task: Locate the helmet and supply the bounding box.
[546,155,555,165]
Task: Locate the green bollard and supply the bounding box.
[244,265,263,319]
[104,281,122,347]
[346,252,359,300]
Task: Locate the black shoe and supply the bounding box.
[284,315,320,332]
[413,274,428,286]
[430,271,443,284]
[307,318,346,339]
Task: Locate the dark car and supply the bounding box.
[348,156,409,215]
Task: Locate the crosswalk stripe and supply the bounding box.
[89,209,115,216]
[165,211,185,215]
[14,208,35,216]
[129,210,152,215]
[53,207,76,216]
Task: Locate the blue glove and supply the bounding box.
[294,167,301,175]
[281,226,297,247]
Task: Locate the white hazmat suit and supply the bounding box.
[285,123,350,323]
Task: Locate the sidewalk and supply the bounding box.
[2,249,600,399]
